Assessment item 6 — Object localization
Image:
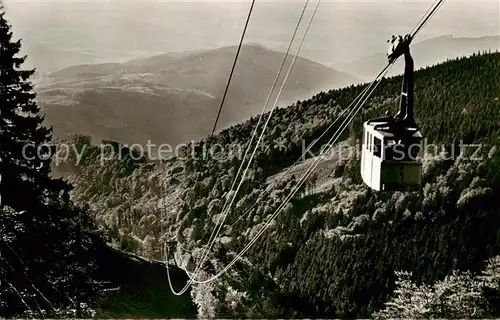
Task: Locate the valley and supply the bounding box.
[62,52,500,317]
[2,0,500,317]
[38,43,360,150]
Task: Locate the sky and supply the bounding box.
[2,0,499,71]
[4,0,499,2]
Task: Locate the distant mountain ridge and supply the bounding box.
[50,43,360,89]
[338,35,500,79]
[39,43,361,148]
[40,35,499,150]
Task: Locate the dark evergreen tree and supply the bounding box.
[0,6,103,318]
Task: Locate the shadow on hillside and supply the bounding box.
[94,244,196,318]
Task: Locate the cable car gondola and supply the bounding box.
[361,34,423,191]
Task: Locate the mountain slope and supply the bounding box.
[94,244,196,318]
[39,44,360,148]
[41,87,218,149]
[63,52,500,318]
[338,35,500,80]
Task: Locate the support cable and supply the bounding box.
[166,0,447,289]
[178,61,395,284]
[168,0,314,296]
[211,0,257,136]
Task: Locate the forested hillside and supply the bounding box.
[0,8,103,317]
[63,52,500,317]
[0,6,195,318]
[338,35,500,80]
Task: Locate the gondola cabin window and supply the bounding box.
[365,131,372,152]
[374,136,382,158]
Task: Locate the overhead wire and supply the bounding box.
[178,61,396,284]
[1,241,74,314]
[167,0,446,288]
[218,0,447,258]
[222,0,446,253]
[0,246,43,316]
[409,0,440,37]
[210,0,257,136]
[184,0,447,283]
[173,0,315,295]
[179,57,394,285]
[411,0,446,39]
[213,0,312,236]
[200,0,320,267]
[226,81,374,231]
[226,64,393,231]
[160,166,164,261]
[165,0,314,295]
[2,278,35,315]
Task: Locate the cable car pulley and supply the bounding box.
[361,34,423,191]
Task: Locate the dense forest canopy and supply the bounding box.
[0,6,197,318]
[0,7,108,317]
[63,51,500,317]
[3,0,498,315]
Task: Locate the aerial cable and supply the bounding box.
[174,22,391,288]
[168,0,314,294]
[185,0,449,283]
[225,60,395,232]
[181,58,395,285]
[411,0,446,39]
[165,0,309,294]
[187,0,319,284]
[179,61,396,284]
[175,0,314,294]
[225,0,447,235]
[0,245,53,316]
[167,0,446,288]
[160,166,164,261]
[2,278,37,314]
[218,0,450,261]
[216,0,312,225]
[212,0,319,246]
[409,0,440,37]
[173,66,382,284]
[226,76,378,230]
[2,243,62,308]
[210,0,256,136]
[170,0,444,286]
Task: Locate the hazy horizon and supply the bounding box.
[2,0,498,73]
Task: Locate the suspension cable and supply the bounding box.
[223,0,446,238]
[167,0,447,288]
[187,0,313,291]
[160,165,164,261]
[411,0,446,39]
[178,61,396,284]
[206,0,320,258]
[225,61,394,231]
[210,0,256,136]
[166,0,314,295]
[226,78,376,231]
[172,67,383,285]
[180,59,395,285]
[189,0,320,282]
[219,0,448,254]
[215,0,312,230]
[0,245,56,316]
[409,0,440,37]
